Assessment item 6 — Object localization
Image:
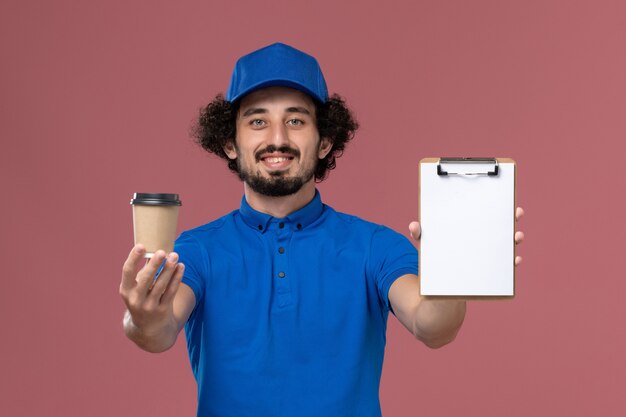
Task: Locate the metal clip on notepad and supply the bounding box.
[436,157,499,176]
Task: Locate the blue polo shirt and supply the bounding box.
[174,191,418,417]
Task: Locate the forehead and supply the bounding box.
[237,86,316,115]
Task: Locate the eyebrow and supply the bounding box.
[241,106,312,118]
[241,108,267,118]
[286,106,311,115]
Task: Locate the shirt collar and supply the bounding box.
[239,189,324,233]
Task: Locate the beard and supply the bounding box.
[236,145,317,197]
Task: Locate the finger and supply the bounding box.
[120,244,146,292]
[135,250,168,295]
[408,221,421,241]
[147,252,179,300]
[515,231,524,244]
[160,263,185,305]
[516,207,524,221]
[515,256,522,266]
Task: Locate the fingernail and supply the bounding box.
[135,245,145,254]
[168,253,178,263]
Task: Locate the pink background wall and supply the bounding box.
[2,0,625,415]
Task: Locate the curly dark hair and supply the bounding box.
[191,93,359,181]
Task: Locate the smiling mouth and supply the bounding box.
[262,156,294,163]
[255,146,300,161]
[260,155,295,171]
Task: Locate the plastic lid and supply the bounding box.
[130,193,182,206]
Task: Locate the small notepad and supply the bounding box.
[419,158,516,297]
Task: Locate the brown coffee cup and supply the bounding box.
[130,193,182,258]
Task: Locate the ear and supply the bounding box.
[318,137,333,159]
[222,140,238,160]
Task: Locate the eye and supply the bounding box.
[287,119,304,126]
[249,119,266,127]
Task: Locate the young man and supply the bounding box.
[120,42,524,417]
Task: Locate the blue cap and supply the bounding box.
[226,42,328,103]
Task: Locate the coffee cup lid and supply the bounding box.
[130,193,182,206]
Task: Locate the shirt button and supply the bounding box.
[296,223,302,230]
[257,225,263,230]
[279,222,285,229]
[278,247,285,254]
[278,271,285,278]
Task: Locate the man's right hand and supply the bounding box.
[119,244,186,352]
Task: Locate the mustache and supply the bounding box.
[255,146,300,162]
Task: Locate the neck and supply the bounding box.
[243,180,316,218]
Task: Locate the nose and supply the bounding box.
[267,121,290,148]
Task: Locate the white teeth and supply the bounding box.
[266,157,288,163]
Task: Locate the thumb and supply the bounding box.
[408,221,421,241]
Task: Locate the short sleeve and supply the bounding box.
[368,226,419,312]
[173,231,207,309]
